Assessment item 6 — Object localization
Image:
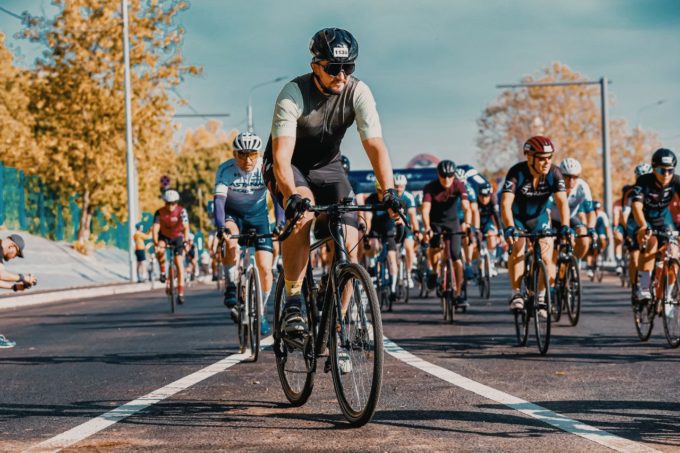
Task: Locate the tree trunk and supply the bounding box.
[77,190,92,245]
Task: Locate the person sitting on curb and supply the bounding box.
[0,234,38,349]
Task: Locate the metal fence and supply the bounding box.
[0,162,129,249]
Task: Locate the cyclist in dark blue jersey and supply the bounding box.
[478,182,501,276]
[630,148,680,301]
[501,136,570,311]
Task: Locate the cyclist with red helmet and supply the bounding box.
[500,136,570,312]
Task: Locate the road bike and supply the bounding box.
[633,229,680,347]
[511,230,556,355]
[395,243,410,305]
[414,240,431,298]
[553,234,582,326]
[273,198,402,426]
[476,235,492,300]
[432,230,466,323]
[219,229,273,360]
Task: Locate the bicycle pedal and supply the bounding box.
[282,335,305,351]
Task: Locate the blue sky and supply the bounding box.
[1,0,679,169]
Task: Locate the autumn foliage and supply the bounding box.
[477,63,660,200]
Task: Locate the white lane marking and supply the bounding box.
[24,336,274,453]
[383,338,659,453]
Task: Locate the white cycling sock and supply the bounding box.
[225,265,237,284]
[390,275,397,292]
[262,289,271,315]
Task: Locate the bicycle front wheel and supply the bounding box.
[565,256,581,326]
[168,261,176,314]
[662,259,680,348]
[247,267,262,361]
[533,260,552,355]
[273,273,315,406]
[331,263,383,427]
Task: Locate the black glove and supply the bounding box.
[216,227,226,240]
[285,194,309,220]
[382,188,401,212]
[558,225,571,239]
[503,226,517,239]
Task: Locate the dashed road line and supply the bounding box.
[23,337,273,453]
[383,337,659,453]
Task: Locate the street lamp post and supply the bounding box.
[247,76,288,132]
[496,78,614,262]
[122,0,137,282]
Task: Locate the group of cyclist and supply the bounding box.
[148,26,678,349]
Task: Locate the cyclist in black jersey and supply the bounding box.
[501,136,570,311]
[478,182,501,276]
[630,148,680,301]
[263,28,400,339]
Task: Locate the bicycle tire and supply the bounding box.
[533,260,551,355]
[402,263,410,304]
[273,273,315,406]
[514,309,529,346]
[238,274,247,354]
[565,256,581,326]
[168,259,176,314]
[446,258,455,322]
[330,263,383,426]
[247,267,262,361]
[662,259,680,348]
[483,253,491,299]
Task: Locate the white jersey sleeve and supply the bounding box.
[352,81,382,141]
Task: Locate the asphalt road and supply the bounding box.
[1,273,678,452]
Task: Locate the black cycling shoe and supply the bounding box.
[159,272,166,283]
[177,294,185,305]
[282,306,307,339]
[224,283,237,308]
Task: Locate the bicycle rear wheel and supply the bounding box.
[662,259,680,348]
[533,260,551,355]
[565,256,581,326]
[273,273,315,406]
[483,253,491,299]
[330,263,383,426]
[247,267,262,361]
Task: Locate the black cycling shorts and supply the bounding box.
[263,158,358,230]
[369,219,404,252]
[159,234,184,256]
[430,222,462,261]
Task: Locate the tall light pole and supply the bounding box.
[122,0,137,282]
[635,99,666,128]
[247,76,288,132]
[496,78,614,261]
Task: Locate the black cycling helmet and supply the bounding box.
[437,160,456,177]
[651,148,677,167]
[310,28,358,63]
[479,182,492,196]
[340,155,350,175]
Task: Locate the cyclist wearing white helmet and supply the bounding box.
[153,189,190,305]
[395,174,420,287]
[549,157,596,264]
[214,131,273,336]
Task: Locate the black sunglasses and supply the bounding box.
[655,167,674,175]
[320,62,356,77]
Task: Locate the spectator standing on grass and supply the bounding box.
[0,234,38,348]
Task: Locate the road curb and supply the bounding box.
[0,282,160,311]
